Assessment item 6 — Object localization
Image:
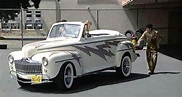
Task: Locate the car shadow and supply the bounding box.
[159,45,182,61]
[19,72,149,94]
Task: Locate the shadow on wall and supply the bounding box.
[77,0,120,5]
[122,9,138,32]
[159,45,182,61]
[41,18,49,35]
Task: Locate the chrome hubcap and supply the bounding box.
[123,58,130,74]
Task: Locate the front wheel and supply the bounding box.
[55,63,74,91]
[116,56,132,78]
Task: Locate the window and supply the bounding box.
[26,20,32,23]
[27,14,32,17]
[35,20,41,23]
[11,23,20,29]
[35,11,41,13]
[2,23,10,29]
[35,11,41,17]
[34,19,42,29]
[36,14,41,17]
[26,11,32,14]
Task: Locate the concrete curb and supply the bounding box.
[0,37,7,49]
[0,36,5,40]
[3,37,46,40]
[1,36,46,40]
[0,36,46,49]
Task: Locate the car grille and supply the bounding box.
[15,60,42,74]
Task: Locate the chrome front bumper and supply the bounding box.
[10,71,53,84]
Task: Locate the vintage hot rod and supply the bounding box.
[8,22,138,91]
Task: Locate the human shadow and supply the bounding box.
[152,71,180,75]
[159,45,182,61]
[19,72,149,94]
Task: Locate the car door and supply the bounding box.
[77,36,118,73]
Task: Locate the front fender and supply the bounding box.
[9,51,23,60]
[32,51,82,79]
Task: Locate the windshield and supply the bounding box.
[49,24,81,38]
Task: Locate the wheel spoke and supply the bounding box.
[123,58,130,74]
[64,75,68,79]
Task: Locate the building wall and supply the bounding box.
[128,7,181,45]
[40,0,136,34]
[137,9,169,45]
[168,9,182,47]
[1,0,175,45]
[55,0,169,44]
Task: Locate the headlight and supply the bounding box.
[8,55,14,64]
[42,57,48,66]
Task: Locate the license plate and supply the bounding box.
[31,75,42,83]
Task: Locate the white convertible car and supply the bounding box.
[8,22,139,91]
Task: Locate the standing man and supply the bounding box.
[137,24,161,74]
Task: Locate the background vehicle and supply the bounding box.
[125,29,145,50]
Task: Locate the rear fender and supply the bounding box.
[115,41,133,67]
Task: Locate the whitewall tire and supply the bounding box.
[116,56,132,77]
[55,63,74,91]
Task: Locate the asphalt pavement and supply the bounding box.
[0,39,182,97]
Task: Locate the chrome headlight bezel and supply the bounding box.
[42,57,48,66]
[8,55,14,64]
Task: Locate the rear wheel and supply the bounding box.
[55,63,74,91]
[116,56,132,77]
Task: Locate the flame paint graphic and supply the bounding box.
[72,41,120,61]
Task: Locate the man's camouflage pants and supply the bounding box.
[146,49,158,73]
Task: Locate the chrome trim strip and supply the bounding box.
[38,37,125,51]
[116,48,131,52]
[55,57,81,63]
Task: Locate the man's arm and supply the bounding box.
[137,31,146,46]
[156,31,162,49]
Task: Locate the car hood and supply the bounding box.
[22,38,79,58]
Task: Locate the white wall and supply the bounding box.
[59,0,135,33]
[38,0,170,44]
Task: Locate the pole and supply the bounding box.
[96,9,99,30]
[58,0,61,21]
[137,9,138,29]
[55,0,61,22]
[20,8,24,47]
